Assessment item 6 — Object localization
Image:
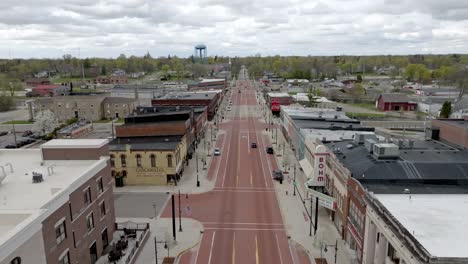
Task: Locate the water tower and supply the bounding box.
[194,44,207,64]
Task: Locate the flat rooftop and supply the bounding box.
[376,194,468,258]
[42,139,109,149]
[0,149,106,246]
[326,139,468,193]
[109,136,183,151]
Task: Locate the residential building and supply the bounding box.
[25,78,51,87]
[31,84,71,97]
[109,110,198,186]
[152,90,222,120]
[33,96,136,121]
[0,139,115,264]
[376,93,417,111]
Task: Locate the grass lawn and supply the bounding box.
[52,77,93,83]
[288,92,298,95]
[346,112,386,119]
[2,120,33,124]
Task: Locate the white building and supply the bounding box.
[363,193,468,264]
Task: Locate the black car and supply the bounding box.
[266,146,274,154]
[336,106,343,112]
[272,170,284,181]
[22,130,33,137]
[251,142,257,148]
[0,131,7,136]
[4,144,17,149]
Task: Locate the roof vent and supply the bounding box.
[32,172,44,183]
[164,138,170,142]
[404,188,411,194]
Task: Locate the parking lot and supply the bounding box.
[114,192,169,219]
[0,131,42,149]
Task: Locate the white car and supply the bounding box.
[229,101,233,105]
[214,148,221,156]
[227,107,232,111]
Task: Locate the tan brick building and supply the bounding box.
[0,139,115,264]
[33,96,136,121]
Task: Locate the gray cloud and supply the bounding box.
[0,0,467,58]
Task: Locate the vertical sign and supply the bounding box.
[310,145,328,187]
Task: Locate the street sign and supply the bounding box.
[308,189,336,211]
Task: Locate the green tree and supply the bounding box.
[357,74,363,83]
[0,95,14,112]
[440,101,452,118]
[307,88,319,107]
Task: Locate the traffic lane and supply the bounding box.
[206,133,226,181]
[178,248,197,264]
[161,190,283,225]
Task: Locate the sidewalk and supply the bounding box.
[257,87,355,264]
[117,217,203,264]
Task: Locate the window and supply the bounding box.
[97,178,104,193]
[136,154,142,167]
[55,220,67,244]
[120,155,126,167]
[83,187,92,205]
[110,155,115,167]
[102,228,109,251]
[10,257,21,264]
[59,250,70,264]
[100,201,106,218]
[167,154,173,167]
[87,213,94,232]
[150,154,156,167]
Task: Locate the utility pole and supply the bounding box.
[309,197,313,237]
[178,190,183,232]
[11,123,17,146]
[171,195,176,241]
[314,196,319,235]
[293,165,296,196]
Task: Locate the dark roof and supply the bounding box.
[124,111,191,124]
[379,93,410,103]
[436,119,468,129]
[109,136,182,151]
[155,92,217,100]
[291,118,372,131]
[326,140,468,193]
[136,106,206,115]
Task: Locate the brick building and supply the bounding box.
[430,118,468,148]
[0,139,115,264]
[152,91,222,120]
[95,75,128,84]
[376,93,417,111]
[31,84,71,97]
[110,110,201,186]
[33,96,136,121]
[25,78,51,87]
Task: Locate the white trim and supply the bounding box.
[54,217,66,228]
[58,248,70,260]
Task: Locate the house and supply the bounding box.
[375,93,417,111]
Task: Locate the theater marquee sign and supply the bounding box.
[135,167,165,177]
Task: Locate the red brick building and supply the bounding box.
[0,139,115,264]
[95,75,128,84]
[152,91,221,120]
[431,118,468,148]
[25,78,51,87]
[376,93,417,111]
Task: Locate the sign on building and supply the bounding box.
[307,145,328,187]
[309,189,336,211]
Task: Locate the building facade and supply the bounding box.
[376,93,417,111]
[0,139,115,264]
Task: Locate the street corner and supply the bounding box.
[289,239,313,264]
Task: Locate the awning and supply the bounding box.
[299,159,313,178]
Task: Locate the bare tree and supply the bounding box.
[34,110,58,134]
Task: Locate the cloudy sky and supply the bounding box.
[1,0,468,58]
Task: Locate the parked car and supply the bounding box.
[336,106,343,112]
[22,130,33,137]
[4,144,17,149]
[229,101,233,105]
[272,170,284,181]
[227,107,232,111]
[266,146,274,154]
[30,133,43,139]
[214,148,221,156]
[251,142,257,148]
[0,131,7,136]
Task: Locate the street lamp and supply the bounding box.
[293,165,296,196]
[196,152,200,187]
[321,240,338,264]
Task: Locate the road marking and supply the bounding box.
[208,231,216,264]
[255,120,270,188]
[275,233,284,264]
[250,171,253,186]
[193,232,203,264]
[221,129,233,187]
[202,221,284,225]
[213,135,226,181]
[255,235,260,264]
[232,232,236,264]
[205,227,285,231]
[214,186,274,190]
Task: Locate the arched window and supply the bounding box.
[120,155,126,167]
[150,154,156,168]
[167,154,173,167]
[10,257,21,264]
[110,154,115,167]
[136,154,142,167]
[122,170,127,177]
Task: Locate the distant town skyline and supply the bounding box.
[1,0,468,58]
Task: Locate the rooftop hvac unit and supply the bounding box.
[365,138,377,153]
[353,132,377,145]
[373,143,399,159]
